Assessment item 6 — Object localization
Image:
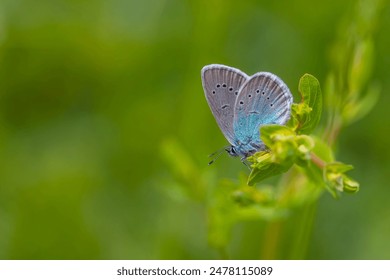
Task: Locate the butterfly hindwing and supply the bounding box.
[233,72,293,154]
[201,64,249,145]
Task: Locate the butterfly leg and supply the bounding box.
[240,157,252,170]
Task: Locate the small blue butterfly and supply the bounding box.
[201,64,293,163]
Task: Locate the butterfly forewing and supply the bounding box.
[233,72,293,149]
[201,64,249,145]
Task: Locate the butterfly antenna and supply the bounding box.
[208,146,229,165]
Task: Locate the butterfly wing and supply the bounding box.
[233,72,293,155]
[201,64,249,145]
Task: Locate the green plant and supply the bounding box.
[161,0,384,259]
[248,73,358,196]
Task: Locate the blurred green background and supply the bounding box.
[0,0,389,259]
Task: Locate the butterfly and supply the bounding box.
[201,64,293,164]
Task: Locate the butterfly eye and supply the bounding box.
[216,84,221,88]
[229,87,233,91]
[248,94,252,98]
[256,90,260,93]
[239,101,244,105]
[222,84,227,88]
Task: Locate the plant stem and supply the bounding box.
[289,202,317,259]
[260,221,283,259]
[311,152,326,169]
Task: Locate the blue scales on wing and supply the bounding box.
[232,72,293,157]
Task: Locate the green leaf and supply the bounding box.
[260,124,295,147]
[348,39,373,96]
[247,151,293,186]
[295,74,323,134]
[260,125,297,164]
[248,159,292,186]
[295,135,315,165]
[342,83,380,124]
[342,175,360,193]
[323,162,359,194]
[325,162,354,174]
[311,136,334,163]
[248,124,317,185]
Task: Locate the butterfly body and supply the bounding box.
[202,64,293,160]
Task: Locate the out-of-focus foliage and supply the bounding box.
[0,0,389,259]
